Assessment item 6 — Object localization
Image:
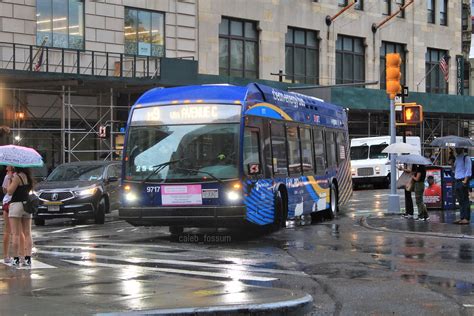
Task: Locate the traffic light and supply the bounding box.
[98,125,108,138]
[386,53,402,100]
[403,104,423,124]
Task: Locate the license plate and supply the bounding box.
[202,189,218,199]
[48,205,60,212]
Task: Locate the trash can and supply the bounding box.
[424,165,455,210]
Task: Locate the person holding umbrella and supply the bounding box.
[0,144,44,266]
[453,148,471,225]
[411,164,429,221]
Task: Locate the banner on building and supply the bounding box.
[456,55,464,95]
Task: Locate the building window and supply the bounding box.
[355,0,363,10]
[285,28,319,84]
[383,0,391,15]
[338,0,348,7]
[380,42,406,90]
[396,0,405,18]
[336,35,365,84]
[462,5,469,30]
[36,0,84,49]
[427,0,435,24]
[124,8,165,57]
[440,0,447,26]
[425,48,448,94]
[219,17,258,78]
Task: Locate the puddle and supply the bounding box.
[401,274,474,296]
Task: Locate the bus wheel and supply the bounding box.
[329,184,339,219]
[273,191,287,230]
[169,226,183,236]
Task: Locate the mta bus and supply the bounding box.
[119,83,352,234]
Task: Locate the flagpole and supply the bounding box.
[416,63,441,92]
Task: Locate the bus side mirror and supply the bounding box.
[247,163,261,175]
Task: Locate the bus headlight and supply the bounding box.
[226,191,241,201]
[125,192,138,202]
[375,166,381,173]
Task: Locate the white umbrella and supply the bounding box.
[396,154,432,165]
[382,142,419,154]
[0,145,44,168]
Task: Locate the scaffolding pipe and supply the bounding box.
[61,86,65,164]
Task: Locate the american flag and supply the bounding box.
[439,55,449,82]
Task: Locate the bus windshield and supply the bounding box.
[125,124,240,182]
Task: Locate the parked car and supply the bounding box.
[33,160,121,226]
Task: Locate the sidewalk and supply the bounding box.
[361,209,473,239]
[0,262,313,316]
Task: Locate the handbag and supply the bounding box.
[405,179,414,192]
[396,171,412,189]
[22,194,39,214]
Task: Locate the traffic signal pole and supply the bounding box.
[388,98,400,213]
[386,53,402,213]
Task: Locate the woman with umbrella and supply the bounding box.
[411,164,429,221]
[0,144,44,267]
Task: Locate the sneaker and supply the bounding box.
[12,257,20,266]
[402,214,414,219]
[23,256,31,267]
[3,257,11,264]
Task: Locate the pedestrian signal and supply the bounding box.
[99,125,107,138]
[403,104,423,124]
[386,53,402,100]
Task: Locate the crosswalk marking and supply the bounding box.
[62,259,278,282]
[35,248,306,276]
[37,245,195,257]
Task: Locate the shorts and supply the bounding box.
[8,202,32,219]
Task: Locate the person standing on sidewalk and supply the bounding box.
[2,166,14,263]
[7,167,34,266]
[399,163,414,218]
[453,148,471,225]
[412,164,429,221]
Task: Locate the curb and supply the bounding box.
[360,215,474,240]
[98,293,313,316]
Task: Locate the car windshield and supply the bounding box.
[47,165,105,181]
[350,145,369,160]
[369,144,388,159]
[125,124,240,182]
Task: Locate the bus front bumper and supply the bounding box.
[119,205,247,227]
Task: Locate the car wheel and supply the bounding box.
[34,218,45,226]
[169,226,183,236]
[94,197,106,225]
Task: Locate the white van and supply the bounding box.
[350,136,421,188]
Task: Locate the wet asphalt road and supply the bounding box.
[1,188,473,315]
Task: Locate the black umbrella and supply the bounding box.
[429,135,474,148]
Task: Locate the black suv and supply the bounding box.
[33,161,121,225]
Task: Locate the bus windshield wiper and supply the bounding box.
[173,167,224,184]
[142,159,183,183]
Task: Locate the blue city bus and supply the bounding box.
[119,83,352,234]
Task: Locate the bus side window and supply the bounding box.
[325,130,337,169]
[243,127,261,176]
[286,124,302,175]
[313,128,326,176]
[300,127,314,175]
[336,131,347,165]
[270,122,288,175]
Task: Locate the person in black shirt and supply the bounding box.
[412,164,429,221]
